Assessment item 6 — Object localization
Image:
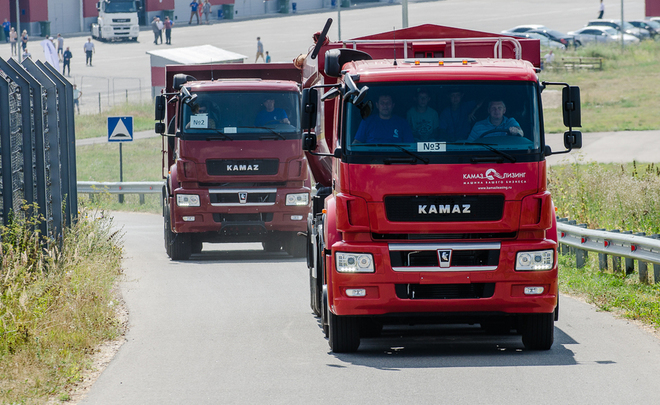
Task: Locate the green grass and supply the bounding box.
[559,254,660,329]
[0,206,124,404]
[539,41,660,133]
[76,102,155,140]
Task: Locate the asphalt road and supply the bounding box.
[79,211,660,404]
[0,0,647,114]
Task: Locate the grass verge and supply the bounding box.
[559,254,660,330]
[76,102,154,140]
[0,206,124,404]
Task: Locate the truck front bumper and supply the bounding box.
[328,239,558,317]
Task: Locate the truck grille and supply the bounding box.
[388,242,500,272]
[395,283,495,299]
[207,159,279,176]
[209,188,277,206]
[213,213,273,223]
[384,195,504,222]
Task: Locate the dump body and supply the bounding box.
[301,24,575,352]
[160,63,310,260]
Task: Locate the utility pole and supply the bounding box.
[621,0,624,51]
[16,0,21,61]
[402,0,409,28]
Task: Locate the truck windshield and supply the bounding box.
[182,91,301,140]
[344,82,542,163]
[104,1,138,13]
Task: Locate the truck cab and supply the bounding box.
[301,23,582,352]
[156,64,310,260]
[91,0,140,42]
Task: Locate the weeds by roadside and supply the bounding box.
[0,205,124,404]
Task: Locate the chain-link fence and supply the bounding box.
[0,57,77,239]
[74,75,147,114]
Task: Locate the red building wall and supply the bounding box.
[647,0,660,17]
[0,0,10,24]
[146,0,174,11]
[8,0,47,23]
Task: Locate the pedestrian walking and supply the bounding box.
[73,84,81,114]
[9,27,17,56]
[164,16,173,45]
[265,51,271,63]
[597,0,604,19]
[62,47,72,76]
[21,30,28,51]
[151,16,160,44]
[189,1,200,24]
[255,37,264,62]
[83,37,95,66]
[41,35,59,70]
[2,19,10,43]
[56,33,64,60]
[203,0,212,24]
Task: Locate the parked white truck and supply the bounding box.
[91,0,140,42]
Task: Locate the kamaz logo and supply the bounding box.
[418,204,471,214]
[227,164,259,172]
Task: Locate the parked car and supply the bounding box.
[568,26,640,45]
[586,19,651,40]
[628,20,660,39]
[500,24,548,35]
[508,32,566,50]
[528,28,582,48]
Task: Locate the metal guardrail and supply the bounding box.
[77,181,163,204]
[557,219,660,284]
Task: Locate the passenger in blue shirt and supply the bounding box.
[467,100,523,142]
[255,98,290,126]
[354,95,413,144]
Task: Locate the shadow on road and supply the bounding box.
[319,323,581,368]
[180,248,306,264]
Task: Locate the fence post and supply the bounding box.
[139,194,145,204]
[596,229,608,272]
[634,232,647,283]
[652,235,660,284]
[98,92,102,113]
[575,224,588,268]
[609,230,621,273]
[558,218,569,255]
[568,220,577,255]
[623,231,634,275]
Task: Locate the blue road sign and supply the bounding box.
[108,116,134,142]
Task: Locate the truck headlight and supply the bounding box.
[286,193,309,206]
[176,194,200,207]
[336,253,374,273]
[516,250,553,271]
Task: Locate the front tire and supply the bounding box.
[521,313,554,350]
[328,311,360,353]
[285,233,306,258]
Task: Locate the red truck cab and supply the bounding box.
[156,64,310,260]
[300,22,582,352]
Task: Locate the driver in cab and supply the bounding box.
[467,100,523,142]
[255,97,290,126]
[353,94,413,144]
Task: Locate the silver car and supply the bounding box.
[568,26,640,45]
[586,19,651,40]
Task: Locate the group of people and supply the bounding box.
[354,90,523,144]
[255,37,271,63]
[189,0,213,25]
[3,19,29,58]
[151,16,174,45]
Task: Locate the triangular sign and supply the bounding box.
[110,118,132,140]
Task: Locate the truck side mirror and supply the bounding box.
[303,133,318,151]
[155,95,166,121]
[562,86,581,128]
[301,88,318,130]
[563,130,582,150]
[173,74,197,91]
[324,48,373,78]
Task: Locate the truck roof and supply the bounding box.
[345,58,538,83]
[186,79,300,93]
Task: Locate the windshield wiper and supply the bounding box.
[203,129,233,141]
[374,144,429,164]
[450,142,516,163]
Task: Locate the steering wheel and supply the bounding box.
[474,127,521,141]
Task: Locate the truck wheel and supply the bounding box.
[328,311,360,353]
[170,233,192,261]
[164,203,173,258]
[262,238,281,252]
[521,313,554,350]
[191,237,203,254]
[310,243,323,317]
[286,233,306,258]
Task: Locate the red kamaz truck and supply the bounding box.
[300,22,582,352]
[155,64,310,260]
